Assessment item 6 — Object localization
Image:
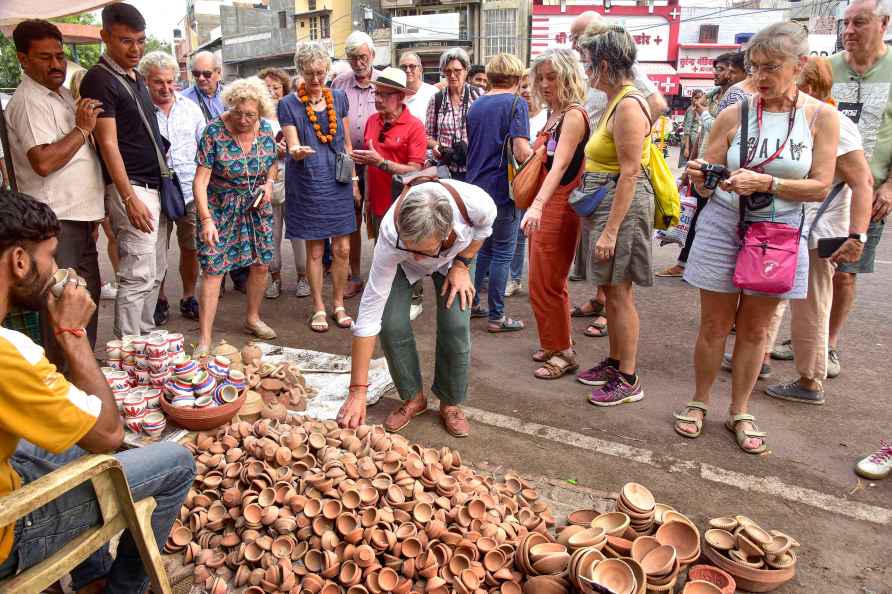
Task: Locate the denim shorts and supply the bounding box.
[683,198,809,300]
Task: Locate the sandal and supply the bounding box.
[725,413,769,454]
[332,306,353,329]
[673,401,708,438]
[309,310,329,333]
[534,352,579,380]
[571,298,606,318]
[487,317,525,333]
[244,319,277,340]
[532,349,556,363]
[583,318,609,338]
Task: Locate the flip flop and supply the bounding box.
[571,298,606,318]
[673,401,708,438]
[725,413,769,454]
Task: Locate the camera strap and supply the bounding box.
[744,91,798,172]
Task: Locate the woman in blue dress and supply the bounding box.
[279,42,360,332]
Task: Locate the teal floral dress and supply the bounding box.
[195,117,277,275]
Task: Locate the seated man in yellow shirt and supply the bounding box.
[0,191,195,593]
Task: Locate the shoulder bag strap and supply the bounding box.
[808,182,846,239]
[98,63,170,177]
[738,96,750,237]
[393,176,473,230]
[195,89,214,123]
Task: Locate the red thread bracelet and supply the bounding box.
[349,383,370,389]
[55,327,87,338]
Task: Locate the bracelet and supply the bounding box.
[201,216,213,224]
[121,193,133,206]
[54,327,87,338]
[349,383,370,390]
[74,126,89,145]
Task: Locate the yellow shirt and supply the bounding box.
[0,328,100,562]
[585,85,652,174]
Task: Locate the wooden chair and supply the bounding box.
[0,454,171,593]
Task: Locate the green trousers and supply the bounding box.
[380,265,473,405]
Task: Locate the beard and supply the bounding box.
[10,256,52,312]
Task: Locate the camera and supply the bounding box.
[701,163,730,190]
[440,137,468,168]
[744,192,773,211]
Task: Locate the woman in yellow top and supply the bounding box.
[575,25,655,407]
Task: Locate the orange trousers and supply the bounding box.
[529,188,581,352]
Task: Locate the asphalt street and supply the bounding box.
[94,145,892,592]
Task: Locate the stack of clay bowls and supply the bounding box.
[165,416,556,594]
[243,360,316,414]
[616,482,656,537]
[702,515,798,592]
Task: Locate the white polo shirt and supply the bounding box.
[5,74,104,221]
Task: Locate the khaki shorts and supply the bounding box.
[169,201,197,251]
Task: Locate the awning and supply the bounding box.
[679,78,716,97]
[637,62,679,96]
[0,1,116,26]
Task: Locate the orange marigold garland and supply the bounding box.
[298,83,338,143]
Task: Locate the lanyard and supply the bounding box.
[744,91,798,172]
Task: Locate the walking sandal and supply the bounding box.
[725,413,769,454]
[571,297,606,318]
[534,352,579,380]
[673,401,708,439]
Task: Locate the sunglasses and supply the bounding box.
[192,70,215,79]
[378,122,393,144]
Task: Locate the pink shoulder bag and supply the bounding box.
[732,96,805,294]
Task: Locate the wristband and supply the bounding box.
[55,327,87,338]
[74,126,89,144]
[349,383,370,390]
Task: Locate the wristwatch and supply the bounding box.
[849,232,867,243]
[453,254,473,268]
[770,176,782,194]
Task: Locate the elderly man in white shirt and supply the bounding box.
[139,51,205,323]
[5,19,105,368]
[337,178,496,438]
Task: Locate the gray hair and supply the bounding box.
[853,0,892,17]
[221,77,275,118]
[399,51,422,65]
[580,25,636,86]
[138,51,178,78]
[746,22,809,62]
[294,42,332,76]
[345,30,375,57]
[191,50,220,70]
[439,47,470,73]
[397,185,454,244]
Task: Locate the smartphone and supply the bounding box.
[251,187,265,209]
[817,236,847,258]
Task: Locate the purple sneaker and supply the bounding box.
[577,359,618,387]
[589,376,644,407]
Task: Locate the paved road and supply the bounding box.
[94,145,892,592]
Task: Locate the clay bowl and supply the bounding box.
[704,529,736,552]
[687,564,736,594]
[736,533,764,559]
[529,542,568,564]
[590,558,636,594]
[655,521,699,561]
[683,580,724,594]
[630,536,660,563]
[606,536,633,557]
[567,527,607,550]
[591,512,630,537]
[703,545,795,593]
[522,575,570,594]
[619,557,646,594]
[160,389,246,431]
[574,549,607,587]
[568,509,601,526]
[653,503,676,525]
[743,523,773,547]
[729,549,764,569]
[769,530,800,549]
[532,552,572,576]
[765,550,797,570]
[661,510,695,528]
[557,524,586,547]
[708,516,739,532]
[762,533,792,557]
[620,482,655,513]
[640,545,676,577]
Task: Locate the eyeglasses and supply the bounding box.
[303,70,327,81]
[348,53,371,63]
[378,122,393,144]
[746,62,785,75]
[192,70,215,79]
[443,68,465,77]
[394,233,447,258]
[231,109,258,121]
[400,64,420,71]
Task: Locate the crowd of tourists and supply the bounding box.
[1,0,892,589]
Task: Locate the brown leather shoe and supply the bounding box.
[384,395,427,432]
[440,405,469,437]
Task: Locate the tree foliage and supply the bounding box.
[0,11,170,90]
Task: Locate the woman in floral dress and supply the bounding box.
[193,77,279,357]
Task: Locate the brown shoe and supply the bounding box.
[440,405,469,437]
[384,395,427,432]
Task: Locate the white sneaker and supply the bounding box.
[100,281,118,300]
[855,440,892,480]
[409,302,423,321]
[265,278,281,299]
[504,279,522,297]
[295,277,311,298]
